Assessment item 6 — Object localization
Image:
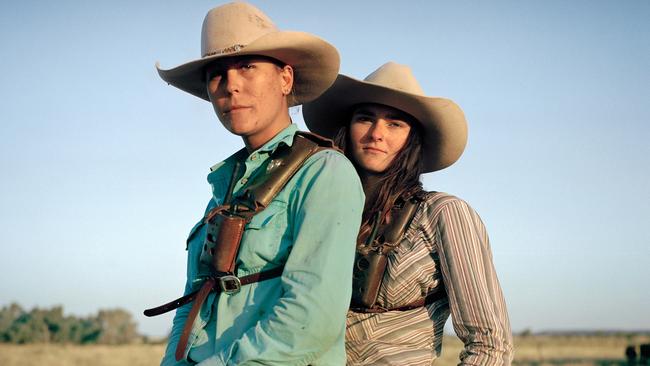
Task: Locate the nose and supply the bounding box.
[224,68,241,94]
[368,120,386,141]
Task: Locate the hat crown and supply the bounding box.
[364,62,425,96]
[201,2,278,58]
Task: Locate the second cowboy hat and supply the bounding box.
[303,62,468,172]
[156,2,340,106]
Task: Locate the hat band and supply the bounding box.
[202,44,246,58]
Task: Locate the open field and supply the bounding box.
[1,335,648,366]
[438,334,650,366]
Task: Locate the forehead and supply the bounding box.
[205,55,284,72]
[352,103,417,123]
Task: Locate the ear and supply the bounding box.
[279,64,294,95]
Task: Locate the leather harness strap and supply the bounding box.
[173,266,285,361]
[349,288,446,314]
[350,190,450,313]
[143,266,285,317]
[176,277,215,361]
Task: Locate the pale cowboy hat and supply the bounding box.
[303,62,468,172]
[156,2,340,105]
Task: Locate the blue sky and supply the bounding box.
[1,0,648,337]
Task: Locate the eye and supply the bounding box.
[353,115,373,123]
[387,120,407,128]
[206,74,222,93]
[206,67,225,81]
[241,63,255,70]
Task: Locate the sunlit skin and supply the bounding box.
[206,56,294,152]
[349,104,413,177]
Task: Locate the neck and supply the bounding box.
[243,116,291,153]
[359,171,383,205]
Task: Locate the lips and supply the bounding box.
[363,147,387,154]
[223,105,250,114]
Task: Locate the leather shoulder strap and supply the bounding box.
[239,132,337,210]
[294,131,339,150]
[381,190,427,245]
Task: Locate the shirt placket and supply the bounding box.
[232,151,266,195]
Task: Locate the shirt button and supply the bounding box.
[241,178,248,184]
[250,154,257,161]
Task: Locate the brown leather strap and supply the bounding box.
[176,277,215,361]
[172,266,285,361]
[238,265,285,285]
[241,133,333,210]
[351,194,424,309]
[144,290,200,317]
[349,289,446,314]
[144,266,285,317]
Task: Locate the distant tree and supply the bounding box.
[79,317,102,344]
[43,306,65,341]
[4,308,50,343]
[0,303,24,340]
[0,303,140,344]
[96,309,138,344]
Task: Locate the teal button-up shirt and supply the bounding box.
[162,124,364,366]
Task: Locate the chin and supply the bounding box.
[227,122,256,136]
[358,162,387,175]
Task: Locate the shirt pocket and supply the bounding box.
[185,219,211,284]
[186,220,205,249]
[237,200,289,272]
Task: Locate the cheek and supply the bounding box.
[349,125,367,148]
[392,131,411,151]
[253,73,282,98]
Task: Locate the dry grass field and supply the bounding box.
[0,335,647,366]
[437,334,649,366]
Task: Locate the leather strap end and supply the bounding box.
[175,278,215,361]
[143,290,198,317]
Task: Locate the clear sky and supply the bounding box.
[1,0,648,337]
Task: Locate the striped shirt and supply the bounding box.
[346,192,513,366]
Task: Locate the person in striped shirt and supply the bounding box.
[303,62,513,366]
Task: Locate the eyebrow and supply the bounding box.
[386,113,408,121]
[205,56,285,79]
[354,108,409,122]
[353,108,376,117]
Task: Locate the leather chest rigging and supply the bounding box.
[350,192,445,312]
[144,131,337,361]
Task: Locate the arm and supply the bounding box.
[200,151,364,366]
[434,198,513,366]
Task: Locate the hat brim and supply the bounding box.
[156,31,340,106]
[302,75,468,172]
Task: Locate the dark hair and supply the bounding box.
[334,113,424,240]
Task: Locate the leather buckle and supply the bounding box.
[218,275,241,294]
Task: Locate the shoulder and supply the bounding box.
[419,191,475,215]
[288,148,364,208]
[414,191,485,230]
[299,148,359,179]
[289,149,365,216]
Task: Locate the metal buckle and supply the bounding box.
[218,275,241,294]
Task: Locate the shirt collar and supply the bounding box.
[253,123,298,155]
[208,123,298,173]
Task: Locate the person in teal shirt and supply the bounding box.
[152,2,364,365]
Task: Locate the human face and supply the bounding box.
[206,56,294,150]
[348,104,413,174]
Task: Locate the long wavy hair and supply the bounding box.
[334,110,424,241]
